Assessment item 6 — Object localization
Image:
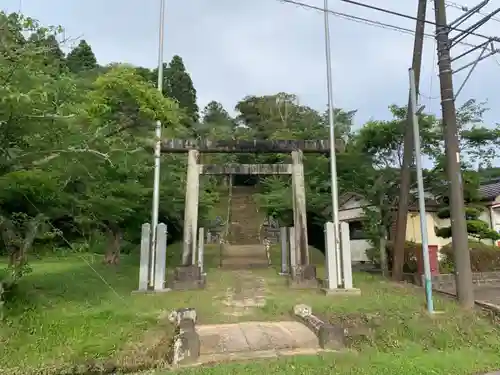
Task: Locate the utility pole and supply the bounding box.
[434,0,474,309]
[392,0,428,281]
[323,0,342,286]
[150,0,166,287]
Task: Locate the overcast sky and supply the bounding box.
[3,0,499,127]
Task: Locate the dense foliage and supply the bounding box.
[1,10,500,289]
[0,12,217,282]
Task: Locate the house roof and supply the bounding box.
[339,179,500,213]
[479,178,500,201]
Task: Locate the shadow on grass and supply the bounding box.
[2,243,223,317]
[0,243,232,375]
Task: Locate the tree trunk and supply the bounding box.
[379,226,389,278]
[2,214,42,279]
[104,227,121,265]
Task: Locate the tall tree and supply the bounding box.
[66,39,97,73]
[202,101,233,126]
[162,55,199,125]
[194,101,235,137]
[28,32,66,71]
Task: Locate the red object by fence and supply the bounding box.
[416,245,440,276]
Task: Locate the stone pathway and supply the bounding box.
[220,270,267,317]
[196,321,322,364]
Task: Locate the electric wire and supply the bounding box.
[420,40,440,105]
[279,0,499,42]
[278,0,481,49]
[278,0,496,103]
[445,0,500,23]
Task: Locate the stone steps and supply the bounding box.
[221,261,269,270]
[222,244,269,269]
[228,187,262,246]
[223,186,265,268]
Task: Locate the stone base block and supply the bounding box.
[131,288,171,294]
[292,304,346,350]
[168,265,206,291]
[318,324,347,350]
[292,264,317,280]
[168,310,200,365]
[288,278,319,289]
[169,278,206,291]
[288,264,318,289]
[321,288,361,296]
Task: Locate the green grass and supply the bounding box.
[2,244,500,375]
[0,244,227,375]
[154,348,500,375]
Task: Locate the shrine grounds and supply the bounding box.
[2,244,500,375]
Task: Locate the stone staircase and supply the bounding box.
[222,186,269,269]
[228,186,261,245]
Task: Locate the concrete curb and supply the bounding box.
[292,304,346,350]
[430,287,500,315]
[167,308,200,366]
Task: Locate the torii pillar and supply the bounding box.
[290,150,316,286]
[182,150,200,266]
[291,150,309,265]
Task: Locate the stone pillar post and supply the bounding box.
[154,223,168,291]
[138,223,151,291]
[323,221,338,290]
[340,221,353,289]
[198,227,205,275]
[182,150,200,265]
[291,150,309,265]
[289,227,297,277]
[279,227,289,275]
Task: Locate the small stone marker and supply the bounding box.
[289,227,297,277]
[340,221,353,289]
[138,223,150,291]
[154,223,167,292]
[289,264,318,288]
[168,308,200,365]
[279,227,289,275]
[324,221,338,290]
[293,303,312,318]
[197,227,205,275]
[292,304,346,350]
[168,307,197,326]
[321,221,360,296]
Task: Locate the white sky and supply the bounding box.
[3,0,499,129]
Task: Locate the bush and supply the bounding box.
[366,241,422,273]
[439,240,500,272]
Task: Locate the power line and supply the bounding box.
[277,0,478,48]
[278,0,498,97]
[445,0,500,23]
[337,0,498,41]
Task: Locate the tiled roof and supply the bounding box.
[479,178,500,201]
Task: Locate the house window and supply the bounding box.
[349,220,369,240]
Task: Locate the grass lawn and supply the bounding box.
[2,244,500,375]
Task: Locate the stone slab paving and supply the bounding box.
[196,321,322,364]
[220,270,267,317]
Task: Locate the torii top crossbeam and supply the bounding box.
[160,139,343,153]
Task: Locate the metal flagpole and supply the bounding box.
[150,0,166,287]
[323,0,342,286]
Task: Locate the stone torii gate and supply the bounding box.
[161,139,341,289]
